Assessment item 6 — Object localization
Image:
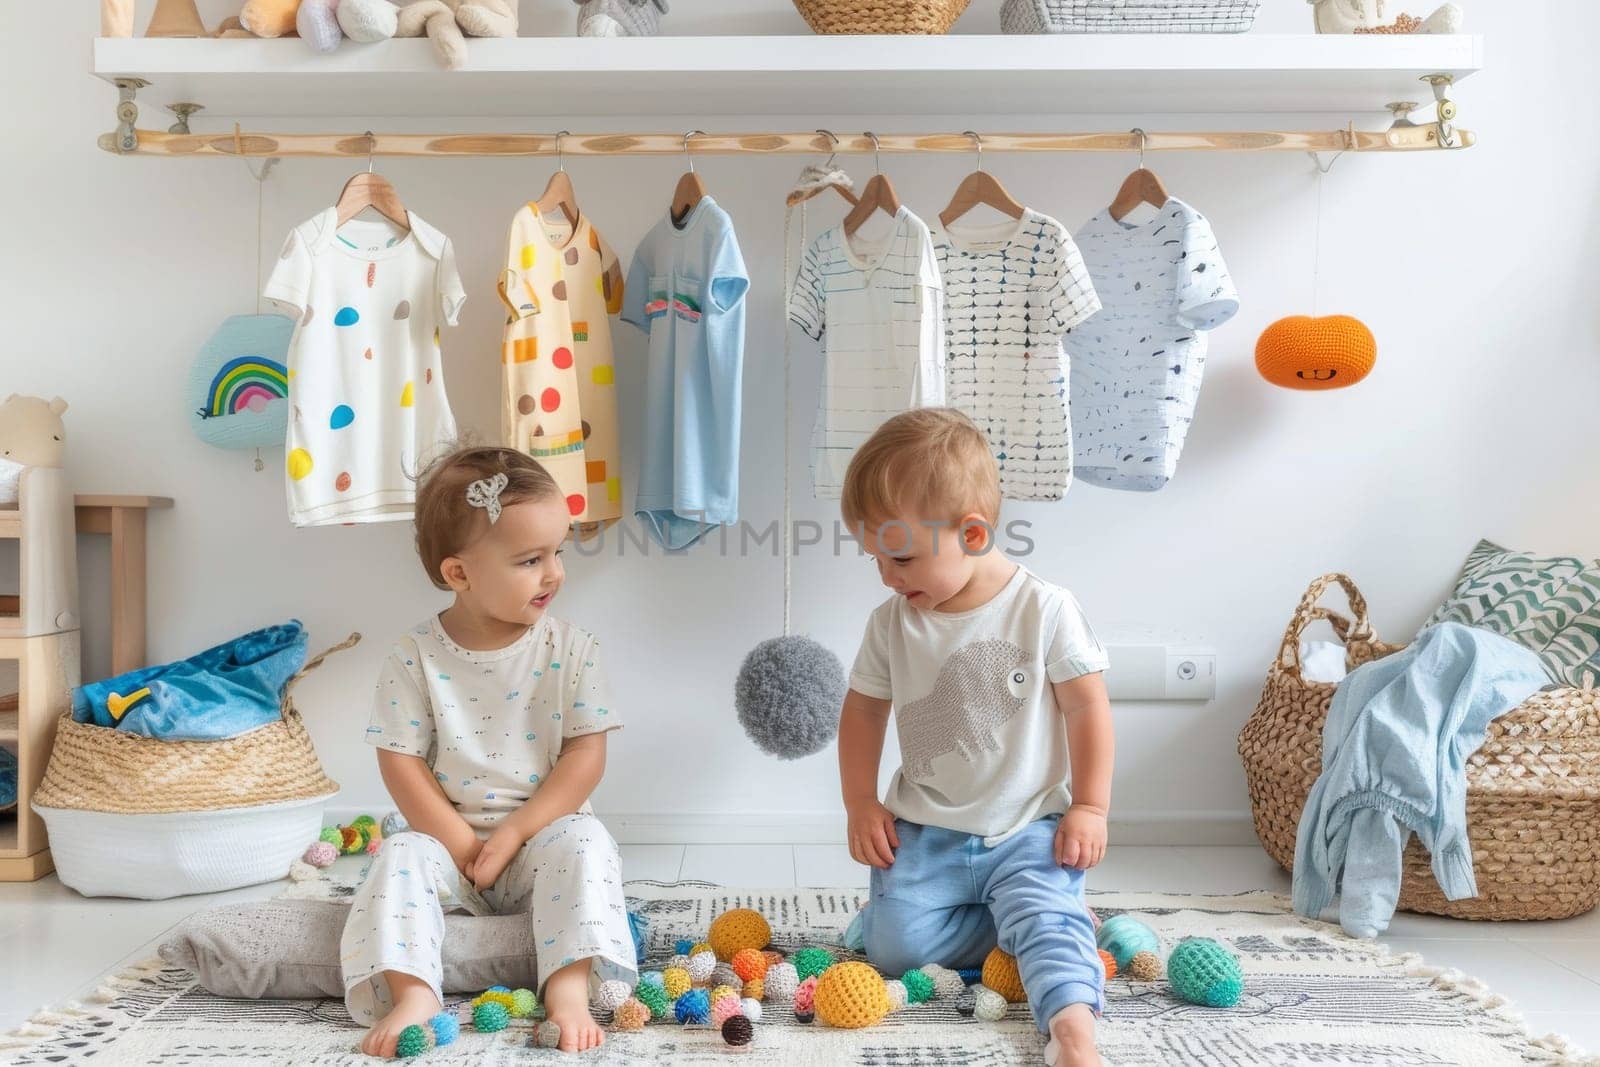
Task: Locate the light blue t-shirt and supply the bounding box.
[622,197,749,549]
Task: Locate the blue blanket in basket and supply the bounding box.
[73,621,308,741]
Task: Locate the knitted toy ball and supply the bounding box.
[1167,938,1245,1008]
[473,989,515,1012]
[691,942,715,959]
[709,909,772,961]
[899,968,934,1005]
[741,997,763,1023]
[711,963,743,991]
[594,979,632,1012]
[710,984,740,1005]
[722,1014,755,1046]
[381,811,409,837]
[954,991,977,1017]
[675,987,711,1025]
[613,997,650,1031]
[634,981,672,1020]
[674,939,695,956]
[794,976,819,1014]
[396,1023,435,1057]
[884,979,907,1012]
[429,1012,460,1046]
[318,827,342,848]
[365,838,382,855]
[338,825,367,854]
[509,988,537,1018]
[981,948,1027,1004]
[1127,951,1165,982]
[762,950,786,968]
[534,1021,562,1048]
[973,985,1008,1022]
[687,951,717,983]
[765,962,798,1004]
[1099,949,1118,980]
[735,635,846,759]
[814,962,891,1029]
[351,814,377,832]
[731,948,769,983]
[473,1001,510,1033]
[744,978,765,1001]
[920,964,967,1000]
[662,967,692,1000]
[666,953,691,972]
[640,971,664,989]
[287,860,320,883]
[1255,314,1376,390]
[791,947,835,982]
[301,841,339,868]
[1096,915,1162,972]
[711,993,744,1027]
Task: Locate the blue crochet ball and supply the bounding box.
[428,1012,460,1046]
[675,987,711,1025]
[735,636,846,760]
[675,939,695,956]
[1167,938,1244,1009]
[1096,915,1161,971]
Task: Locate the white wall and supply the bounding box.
[4,2,1597,843]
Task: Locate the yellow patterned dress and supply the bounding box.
[499,205,625,538]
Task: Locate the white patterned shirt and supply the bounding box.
[788,208,945,499]
[931,209,1100,501]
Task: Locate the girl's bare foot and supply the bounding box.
[359,972,443,1057]
[543,959,605,1052]
[1045,1003,1102,1067]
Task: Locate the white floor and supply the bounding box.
[4,845,1600,1052]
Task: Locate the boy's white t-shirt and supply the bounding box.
[850,565,1109,845]
[366,614,621,833]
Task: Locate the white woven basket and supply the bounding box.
[1000,0,1259,32]
[35,791,335,899]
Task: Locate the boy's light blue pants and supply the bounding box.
[861,816,1103,1030]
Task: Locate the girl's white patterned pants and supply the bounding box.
[339,814,636,1024]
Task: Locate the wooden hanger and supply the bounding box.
[535,129,581,230]
[335,132,409,231]
[670,130,707,228]
[1109,128,1171,222]
[786,130,860,208]
[843,132,902,239]
[939,130,1024,229]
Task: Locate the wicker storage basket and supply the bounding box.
[1239,575,1600,921]
[32,634,356,898]
[1001,0,1259,33]
[793,0,970,34]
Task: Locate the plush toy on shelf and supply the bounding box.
[395,0,518,70]
[1307,0,1463,34]
[573,0,668,37]
[0,394,68,506]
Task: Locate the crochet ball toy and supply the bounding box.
[791,947,836,982]
[794,976,819,1015]
[472,1001,510,1033]
[381,811,409,837]
[640,970,664,988]
[814,962,891,1029]
[764,962,799,1004]
[396,1012,459,1058]
[1097,915,1164,981]
[1099,950,1118,980]
[762,950,785,969]
[732,948,769,983]
[735,635,846,760]
[921,964,967,1000]
[674,939,694,956]
[594,979,631,1012]
[973,985,1008,1022]
[711,963,742,991]
[884,979,907,1011]
[534,1021,562,1048]
[687,951,717,983]
[663,967,692,1000]
[744,978,765,1001]
[900,968,934,1005]
[634,980,672,1020]
[613,997,650,1031]
[1255,314,1376,390]
[981,948,1027,1004]
[722,1014,754,1046]
[741,997,763,1022]
[301,841,339,868]
[711,994,744,1027]
[691,942,715,958]
[675,988,712,1025]
[1167,938,1245,1009]
[709,909,772,961]
[710,984,740,1005]
[510,988,537,1018]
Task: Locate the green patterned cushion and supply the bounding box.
[1427,539,1600,689]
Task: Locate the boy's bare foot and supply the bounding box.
[543,959,605,1052]
[1044,1003,1102,1067]
[359,972,442,1057]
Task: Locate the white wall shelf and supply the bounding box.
[92,34,1483,119]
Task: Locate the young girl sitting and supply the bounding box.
[341,446,634,1056]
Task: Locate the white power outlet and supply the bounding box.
[1099,628,1217,702]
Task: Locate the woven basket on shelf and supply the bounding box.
[793,0,970,34]
[1000,0,1260,33]
[1238,574,1600,922]
[33,634,356,815]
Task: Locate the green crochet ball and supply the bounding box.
[1096,915,1161,971]
[351,814,377,831]
[634,980,672,1020]
[510,988,538,1018]
[318,827,342,847]
[473,1001,511,1033]
[900,968,934,1004]
[792,947,836,982]
[1167,938,1244,1008]
[395,1023,434,1057]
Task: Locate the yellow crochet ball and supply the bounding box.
[662,967,692,1000]
[710,984,739,1004]
[982,948,1027,1004]
[691,942,714,959]
[814,962,891,1029]
[744,977,765,1001]
[708,909,772,962]
[472,989,517,1012]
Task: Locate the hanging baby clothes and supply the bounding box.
[1067,198,1238,492]
[620,196,749,550]
[265,210,464,526]
[930,209,1100,501]
[788,207,945,499]
[500,204,627,537]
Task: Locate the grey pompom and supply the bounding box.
[735,636,845,760]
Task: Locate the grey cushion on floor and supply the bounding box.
[159,900,538,999]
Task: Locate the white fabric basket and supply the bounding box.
[1000,0,1260,33]
[35,791,335,899]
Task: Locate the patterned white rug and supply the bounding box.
[2,881,1592,1066]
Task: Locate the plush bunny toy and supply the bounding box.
[1307,0,1463,33]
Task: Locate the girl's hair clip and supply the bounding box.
[466,472,510,524]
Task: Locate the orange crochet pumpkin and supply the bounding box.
[981,947,1027,1003]
[1255,315,1376,390]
